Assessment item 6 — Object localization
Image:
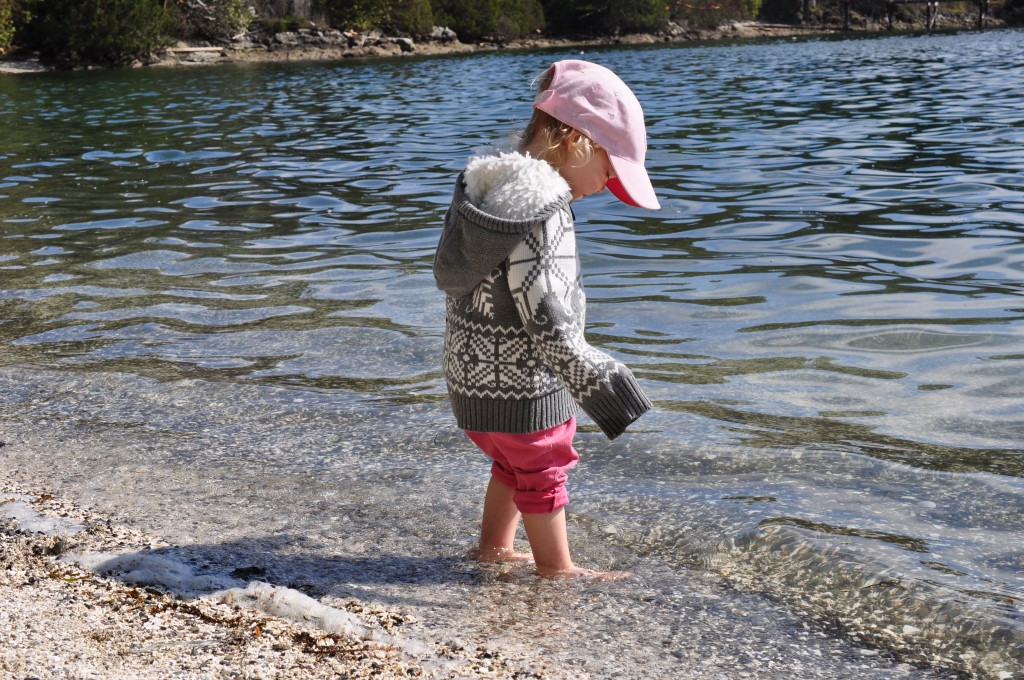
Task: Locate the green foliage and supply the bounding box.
[178,0,255,41]
[23,0,175,64]
[432,0,544,40]
[0,0,33,53]
[391,0,434,34]
[317,0,435,34]
[252,0,313,19]
[256,14,311,32]
[314,0,391,31]
[606,0,671,32]
[0,0,14,53]
[541,0,668,35]
[669,0,762,27]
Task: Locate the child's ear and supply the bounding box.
[564,130,586,166]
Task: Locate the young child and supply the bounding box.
[433,59,660,579]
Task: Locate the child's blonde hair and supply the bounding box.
[520,68,600,168]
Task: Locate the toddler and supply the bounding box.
[433,59,660,578]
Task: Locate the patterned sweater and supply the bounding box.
[433,152,651,440]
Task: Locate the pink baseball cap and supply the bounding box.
[534,59,660,210]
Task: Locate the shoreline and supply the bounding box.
[0,482,521,679]
[0,461,957,680]
[0,365,973,680]
[0,18,1006,74]
[1,23,1013,676]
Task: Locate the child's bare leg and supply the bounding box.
[474,477,533,562]
[521,508,574,575]
[522,508,632,580]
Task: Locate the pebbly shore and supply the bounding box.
[0,485,530,680]
[0,385,965,680]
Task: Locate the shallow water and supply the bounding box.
[2,28,1024,678]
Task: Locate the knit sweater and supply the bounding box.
[433,151,652,440]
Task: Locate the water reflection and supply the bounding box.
[3,29,1024,678]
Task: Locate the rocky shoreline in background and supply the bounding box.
[151,20,837,68]
[0,14,1005,74]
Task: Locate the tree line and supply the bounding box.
[0,0,761,65]
[1,0,1020,66]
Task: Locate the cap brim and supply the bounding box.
[607,156,660,210]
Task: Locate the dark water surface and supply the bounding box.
[2,28,1024,678]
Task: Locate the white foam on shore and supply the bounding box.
[63,550,453,672]
[64,552,244,595]
[2,486,458,675]
[212,582,370,638]
[0,493,85,535]
[0,60,49,74]
[210,582,437,659]
[211,583,450,670]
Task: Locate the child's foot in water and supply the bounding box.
[472,545,535,563]
[536,565,634,581]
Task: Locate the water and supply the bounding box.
[2,28,1024,678]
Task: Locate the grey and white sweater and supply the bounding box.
[433,151,651,440]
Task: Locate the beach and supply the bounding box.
[0,480,950,680]
[2,478,552,678]
[1,481,485,679]
[2,22,1021,680]
[0,402,959,679]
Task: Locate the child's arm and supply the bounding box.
[507,211,651,439]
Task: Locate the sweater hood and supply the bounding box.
[463,151,570,220]
[434,152,573,299]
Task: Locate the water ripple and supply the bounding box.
[4,31,1024,676]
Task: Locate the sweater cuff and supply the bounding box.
[582,374,653,440]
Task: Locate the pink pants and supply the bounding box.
[466,418,579,515]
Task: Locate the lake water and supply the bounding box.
[2,28,1024,678]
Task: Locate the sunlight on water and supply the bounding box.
[3,29,1024,678]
